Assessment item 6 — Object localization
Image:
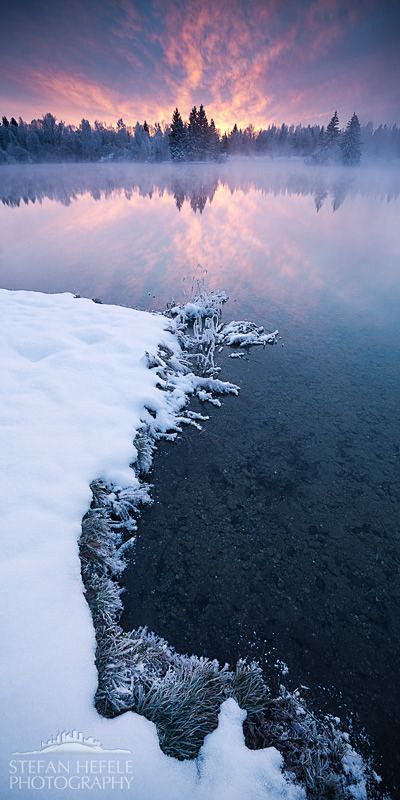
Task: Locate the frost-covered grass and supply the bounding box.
[78,284,375,799]
[0,286,379,799]
[80,486,373,797]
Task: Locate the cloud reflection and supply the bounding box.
[0,161,399,334]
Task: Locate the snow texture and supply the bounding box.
[0,289,302,800]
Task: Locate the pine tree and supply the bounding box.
[197,104,209,159]
[326,111,340,146]
[312,111,341,163]
[208,119,220,160]
[169,108,186,161]
[188,106,199,159]
[228,123,241,154]
[341,113,361,166]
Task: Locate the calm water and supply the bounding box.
[1,161,399,793]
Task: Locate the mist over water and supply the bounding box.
[1,160,399,794]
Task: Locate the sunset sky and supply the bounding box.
[1,0,399,132]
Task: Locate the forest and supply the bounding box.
[0,105,399,164]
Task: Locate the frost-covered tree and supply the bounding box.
[135,122,151,160]
[169,108,186,161]
[341,112,361,165]
[323,111,342,162]
[0,118,10,150]
[187,105,199,159]
[78,118,94,160]
[208,119,220,160]
[228,123,241,153]
[197,104,209,160]
[310,111,341,164]
[152,122,167,162]
[326,111,340,146]
[0,106,398,163]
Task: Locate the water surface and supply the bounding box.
[1,160,399,793]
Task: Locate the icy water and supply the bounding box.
[1,161,399,794]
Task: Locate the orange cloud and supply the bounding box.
[154,0,288,129]
[1,0,396,130]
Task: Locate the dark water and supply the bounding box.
[1,161,399,793]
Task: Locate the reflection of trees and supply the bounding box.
[1,161,399,212]
[171,174,218,213]
[332,180,349,212]
[314,184,327,212]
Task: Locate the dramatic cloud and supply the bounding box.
[1,0,399,130]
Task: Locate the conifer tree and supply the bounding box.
[326,111,340,146]
[169,108,186,161]
[228,123,241,153]
[313,111,341,163]
[197,104,209,159]
[341,113,361,165]
[188,106,199,159]
[208,119,220,160]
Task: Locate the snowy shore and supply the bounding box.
[0,288,373,800]
[0,289,304,799]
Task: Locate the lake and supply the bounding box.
[1,159,399,794]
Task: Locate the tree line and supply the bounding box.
[0,107,399,164]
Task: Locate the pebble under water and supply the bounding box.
[121,335,400,795]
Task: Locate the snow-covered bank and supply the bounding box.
[0,288,373,799]
[0,289,303,799]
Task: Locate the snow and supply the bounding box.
[0,289,304,799]
[218,320,279,347]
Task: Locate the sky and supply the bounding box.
[1,0,399,132]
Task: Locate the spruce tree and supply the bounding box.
[326,111,340,146]
[169,108,186,161]
[188,106,199,159]
[197,104,209,159]
[229,123,240,154]
[341,113,361,166]
[319,111,341,162]
[208,119,220,160]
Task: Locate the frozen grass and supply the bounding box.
[78,285,375,799]
[244,689,369,800]
[80,493,372,796]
